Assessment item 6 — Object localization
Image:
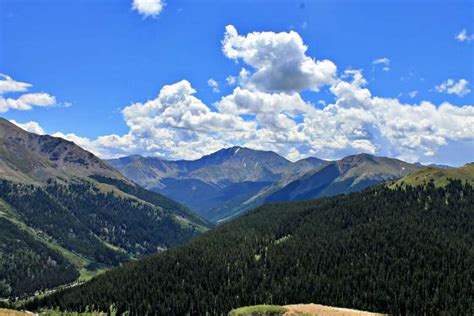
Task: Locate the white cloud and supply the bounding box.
[217,87,313,117]
[25,74,474,164]
[408,90,418,98]
[132,0,165,18]
[17,93,56,106]
[225,76,237,86]
[12,28,472,165]
[455,29,474,43]
[207,78,220,93]
[372,57,390,71]
[122,80,253,134]
[0,74,60,113]
[0,74,31,94]
[62,80,255,159]
[372,57,390,66]
[0,93,57,112]
[222,25,336,93]
[435,79,471,97]
[10,120,45,135]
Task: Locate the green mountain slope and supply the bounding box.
[28,180,474,315]
[0,211,78,298]
[0,119,209,298]
[391,163,474,187]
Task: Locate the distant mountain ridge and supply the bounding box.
[108,147,327,222]
[0,118,208,298]
[265,153,422,203]
[109,148,423,223]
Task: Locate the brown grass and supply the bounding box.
[283,304,386,316]
[0,308,35,316]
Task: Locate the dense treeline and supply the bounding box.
[45,179,203,256]
[28,181,474,315]
[0,177,205,298]
[0,218,78,298]
[0,178,203,263]
[90,175,209,227]
[0,180,126,265]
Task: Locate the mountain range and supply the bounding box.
[0,118,208,298]
[1,117,469,303]
[1,117,472,315]
[109,148,423,222]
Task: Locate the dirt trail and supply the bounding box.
[283,304,386,316]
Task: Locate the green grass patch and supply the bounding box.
[228,305,288,316]
[78,268,107,283]
[38,310,108,315]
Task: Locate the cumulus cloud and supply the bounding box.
[0,93,56,112]
[0,74,61,113]
[24,74,474,164]
[207,78,220,93]
[222,25,336,93]
[435,79,471,97]
[0,74,31,93]
[10,120,45,135]
[132,0,165,18]
[12,27,472,164]
[455,29,474,43]
[54,80,254,159]
[217,87,313,116]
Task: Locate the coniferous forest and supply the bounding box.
[0,177,207,298]
[27,180,474,315]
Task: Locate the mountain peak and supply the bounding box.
[337,153,377,172]
[0,118,125,183]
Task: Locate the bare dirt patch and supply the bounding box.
[0,309,35,316]
[283,304,386,316]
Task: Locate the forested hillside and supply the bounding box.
[0,216,78,298]
[0,119,209,298]
[28,180,474,315]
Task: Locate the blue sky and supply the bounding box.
[0,0,473,165]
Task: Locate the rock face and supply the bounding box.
[109,148,422,223]
[0,118,124,184]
